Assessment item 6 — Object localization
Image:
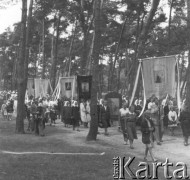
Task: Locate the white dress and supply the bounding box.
[13,100,17,117]
[80,103,87,123]
[86,102,91,122]
[168,110,177,127]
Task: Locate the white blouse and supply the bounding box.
[168,110,177,121]
[119,108,129,117]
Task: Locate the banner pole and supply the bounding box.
[176,58,181,116]
[129,62,141,106]
[139,54,180,61]
[138,64,146,117]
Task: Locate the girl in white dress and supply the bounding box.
[80,100,88,127]
[168,106,178,136]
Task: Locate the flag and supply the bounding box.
[59,77,76,99]
[27,78,35,98]
[34,79,50,98]
[77,75,92,101]
[142,56,176,99]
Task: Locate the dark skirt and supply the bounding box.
[181,121,190,137]
[126,122,137,141]
[142,132,151,144]
[101,118,110,128]
[62,107,72,125]
[120,117,128,139]
[71,107,80,126]
[163,115,169,128]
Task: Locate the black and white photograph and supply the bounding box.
[65,82,72,91]
[81,82,89,93]
[0,0,190,180]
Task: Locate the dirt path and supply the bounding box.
[0,118,189,180]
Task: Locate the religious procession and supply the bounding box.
[1,0,190,180]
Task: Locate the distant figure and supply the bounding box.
[6,99,14,121]
[62,101,72,127]
[179,105,190,146]
[125,105,137,149]
[119,102,129,145]
[71,101,80,131]
[1,100,7,120]
[100,100,111,136]
[168,106,178,136]
[80,99,88,128]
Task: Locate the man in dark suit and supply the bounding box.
[100,100,111,135]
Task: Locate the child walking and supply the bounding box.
[141,111,157,162]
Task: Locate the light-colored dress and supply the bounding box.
[80,103,88,123]
[13,100,17,117]
[86,102,91,122]
[168,110,177,127]
[119,108,129,140]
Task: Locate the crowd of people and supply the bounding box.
[1,90,190,162]
[119,94,190,162]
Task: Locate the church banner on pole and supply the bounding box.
[77,75,92,101]
[34,79,51,98]
[142,55,176,99]
[59,77,77,99]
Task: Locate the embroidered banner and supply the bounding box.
[59,77,77,99]
[77,75,92,101]
[142,56,176,99]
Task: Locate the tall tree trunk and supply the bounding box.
[107,54,113,91]
[42,18,45,79]
[117,54,122,93]
[80,35,88,74]
[24,0,33,91]
[167,0,174,54]
[129,0,160,99]
[51,14,61,90]
[68,20,77,76]
[86,0,102,141]
[110,16,127,91]
[87,31,95,75]
[185,0,190,111]
[137,0,161,58]
[16,0,27,133]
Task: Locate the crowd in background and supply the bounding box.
[1,90,190,162]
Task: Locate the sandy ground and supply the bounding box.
[0,117,189,180]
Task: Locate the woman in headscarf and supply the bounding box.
[62,101,72,127]
[71,101,80,131]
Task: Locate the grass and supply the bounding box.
[0,119,117,180]
[0,117,185,180]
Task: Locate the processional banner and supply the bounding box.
[34,79,50,98]
[59,77,76,99]
[27,78,35,98]
[77,75,92,101]
[142,56,176,99]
